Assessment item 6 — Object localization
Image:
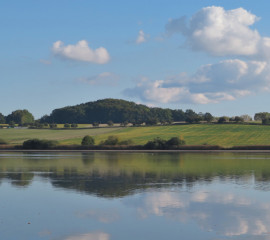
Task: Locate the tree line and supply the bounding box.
[0,98,267,126]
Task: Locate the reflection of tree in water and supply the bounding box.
[1,152,270,194]
[4,173,34,187]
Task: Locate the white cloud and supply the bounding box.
[52,40,110,64]
[166,6,270,59]
[124,59,270,104]
[77,72,119,86]
[136,30,147,44]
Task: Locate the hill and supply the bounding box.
[39,98,196,124]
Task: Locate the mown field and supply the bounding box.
[1,124,270,147]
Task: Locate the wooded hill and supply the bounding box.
[40,98,207,124]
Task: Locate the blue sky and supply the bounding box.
[1,0,270,118]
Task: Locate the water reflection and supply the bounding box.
[64,232,110,240]
[1,152,270,194]
[1,152,270,240]
[131,189,270,238]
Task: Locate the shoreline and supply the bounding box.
[1,149,270,153]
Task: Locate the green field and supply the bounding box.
[1,124,270,147]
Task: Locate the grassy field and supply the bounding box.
[1,124,270,147]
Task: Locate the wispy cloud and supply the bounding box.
[39,59,52,65]
[77,72,119,86]
[136,30,147,44]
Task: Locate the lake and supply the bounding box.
[0,152,270,240]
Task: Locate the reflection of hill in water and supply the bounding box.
[1,152,270,196]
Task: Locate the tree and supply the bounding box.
[6,109,34,125]
[234,116,244,123]
[218,116,229,123]
[203,112,214,123]
[64,123,71,128]
[185,109,202,123]
[0,113,5,124]
[254,112,270,121]
[81,135,95,146]
[262,118,270,125]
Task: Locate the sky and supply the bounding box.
[1,0,270,118]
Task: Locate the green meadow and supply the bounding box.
[1,124,270,147]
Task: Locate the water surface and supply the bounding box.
[0,152,270,240]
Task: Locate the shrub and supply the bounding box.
[64,123,71,128]
[22,139,58,149]
[100,135,119,145]
[49,124,57,128]
[71,123,78,128]
[144,137,167,149]
[0,139,7,145]
[166,137,185,146]
[81,135,95,146]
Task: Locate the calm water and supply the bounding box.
[0,152,270,240]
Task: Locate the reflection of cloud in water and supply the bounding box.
[65,232,110,240]
[136,190,270,238]
[76,209,119,223]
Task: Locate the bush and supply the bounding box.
[100,135,119,145]
[49,124,57,128]
[144,137,167,149]
[22,139,58,149]
[64,123,71,128]
[81,135,95,146]
[144,136,186,149]
[71,123,78,128]
[0,138,7,145]
[166,137,185,146]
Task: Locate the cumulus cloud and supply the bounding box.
[77,72,119,86]
[124,59,270,104]
[52,40,110,64]
[166,6,270,59]
[136,30,147,44]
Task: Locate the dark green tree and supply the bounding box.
[204,112,214,123]
[81,135,95,146]
[0,113,5,124]
[6,109,34,125]
[218,116,229,123]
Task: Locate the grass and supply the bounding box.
[1,124,270,147]
[0,127,122,145]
